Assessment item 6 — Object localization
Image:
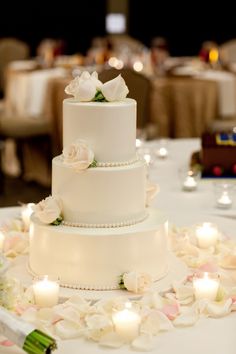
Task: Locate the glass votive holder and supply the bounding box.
[194,222,219,248]
[178,167,199,192]
[33,275,60,308]
[213,182,234,209]
[136,128,147,150]
[0,231,5,251]
[155,138,169,159]
[112,302,141,342]
[193,272,220,301]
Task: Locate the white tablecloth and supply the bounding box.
[0,138,236,354]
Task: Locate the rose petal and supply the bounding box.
[173,305,199,327]
[101,75,129,102]
[0,340,14,347]
[99,331,125,348]
[220,255,236,269]
[54,320,81,339]
[205,298,232,318]
[131,333,155,352]
[162,303,180,320]
[141,311,161,335]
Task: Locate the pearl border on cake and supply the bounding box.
[62,212,148,228]
[96,157,139,167]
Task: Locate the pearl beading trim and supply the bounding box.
[59,283,119,290]
[62,212,148,228]
[27,263,119,290]
[96,157,138,167]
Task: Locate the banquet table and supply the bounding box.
[0,138,236,354]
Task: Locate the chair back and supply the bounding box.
[0,38,30,93]
[99,68,151,128]
[219,39,236,64]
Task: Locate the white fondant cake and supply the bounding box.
[52,157,147,226]
[63,98,136,163]
[29,209,168,290]
[29,72,168,290]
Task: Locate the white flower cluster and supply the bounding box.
[65,71,129,102]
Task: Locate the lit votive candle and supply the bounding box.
[33,276,59,307]
[143,153,152,166]
[217,191,232,209]
[112,302,141,342]
[136,138,142,148]
[157,147,168,159]
[0,231,5,251]
[21,203,35,231]
[195,222,219,248]
[193,272,219,300]
[182,175,197,191]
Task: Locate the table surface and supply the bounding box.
[1,138,236,354]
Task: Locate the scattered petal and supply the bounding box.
[99,331,125,348]
[131,333,155,351]
[206,298,232,318]
[54,319,81,339]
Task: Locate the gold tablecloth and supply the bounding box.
[150,76,218,138]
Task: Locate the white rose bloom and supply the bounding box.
[62,139,94,171]
[101,75,129,101]
[33,196,62,224]
[65,71,102,101]
[123,271,152,293]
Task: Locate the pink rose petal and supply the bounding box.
[231,296,236,303]
[0,340,14,346]
[162,303,180,320]
[198,263,219,273]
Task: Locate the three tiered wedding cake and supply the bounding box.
[29,72,168,290]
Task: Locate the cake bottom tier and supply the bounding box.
[29,208,168,290]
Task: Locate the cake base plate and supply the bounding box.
[7,252,188,301]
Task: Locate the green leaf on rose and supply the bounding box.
[118,273,126,290]
[51,216,63,226]
[93,90,107,102]
[89,159,97,168]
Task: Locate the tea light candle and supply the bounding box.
[195,222,219,248]
[21,203,35,231]
[143,153,152,166]
[157,147,168,159]
[112,302,141,342]
[136,138,142,148]
[182,175,197,191]
[0,231,5,250]
[217,191,232,209]
[193,272,219,300]
[33,276,59,307]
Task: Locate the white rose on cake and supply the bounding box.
[33,196,62,225]
[65,71,103,101]
[119,271,153,293]
[62,139,96,171]
[101,74,129,102]
[65,71,129,102]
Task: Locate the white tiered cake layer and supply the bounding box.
[63,98,136,163]
[52,157,147,226]
[29,209,168,290]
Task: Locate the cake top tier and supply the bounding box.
[65,71,129,102]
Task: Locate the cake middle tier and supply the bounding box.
[52,157,147,226]
[63,98,137,163]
